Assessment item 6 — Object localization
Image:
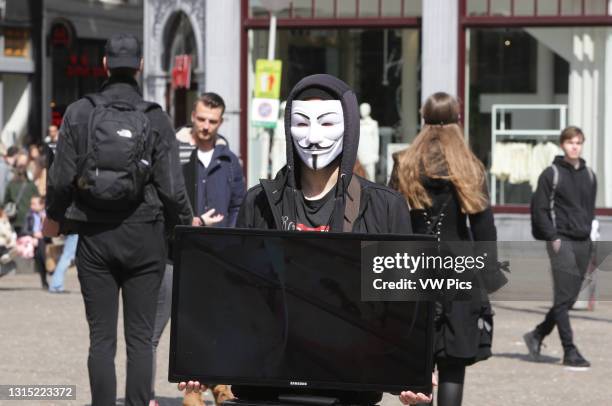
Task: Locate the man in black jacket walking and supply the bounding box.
[525,126,597,368]
[44,34,195,406]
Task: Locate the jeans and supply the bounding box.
[536,239,592,351]
[49,234,78,292]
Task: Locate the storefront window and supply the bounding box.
[467,0,609,17]
[3,27,30,58]
[465,26,612,207]
[248,0,421,19]
[247,28,420,186]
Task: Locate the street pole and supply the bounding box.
[267,13,277,60]
[263,13,278,179]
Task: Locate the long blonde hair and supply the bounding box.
[397,92,488,214]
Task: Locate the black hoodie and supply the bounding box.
[532,155,597,240]
[236,74,412,235]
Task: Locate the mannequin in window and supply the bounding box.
[358,102,379,181]
[270,101,287,177]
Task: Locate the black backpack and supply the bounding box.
[76,93,159,211]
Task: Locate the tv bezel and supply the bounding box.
[169,226,435,395]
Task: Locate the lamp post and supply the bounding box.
[259,0,289,60]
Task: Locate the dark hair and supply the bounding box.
[6,146,19,157]
[109,67,139,78]
[560,126,584,144]
[32,195,44,204]
[421,92,460,125]
[195,92,226,115]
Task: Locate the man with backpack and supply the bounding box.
[525,126,597,368]
[44,34,195,406]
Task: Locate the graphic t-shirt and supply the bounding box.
[294,188,335,232]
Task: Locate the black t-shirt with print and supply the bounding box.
[295,188,335,232]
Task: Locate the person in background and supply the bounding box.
[390,92,496,406]
[525,126,596,368]
[182,92,245,228]
[44,33,196,406]
[0,145,18,204]
[4,153,39,235]
[23,195,48,289]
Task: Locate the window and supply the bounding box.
[3,27,30,58]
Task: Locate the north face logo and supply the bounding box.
[117,129,133,138]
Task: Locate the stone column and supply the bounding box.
[205,0,241,155]
[421,0,458,102]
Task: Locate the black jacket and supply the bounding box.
[47,75,193,228]
[237,166,411,234]
[532,156,596,241]
[183,137,245,228]
[237,74,412,234]
[408,178,496,364]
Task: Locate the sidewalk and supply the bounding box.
[1,271,611,405]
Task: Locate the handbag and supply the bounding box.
[4,182,28,220]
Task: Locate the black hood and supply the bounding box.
[553,155,587,171]
[284,74,360,194]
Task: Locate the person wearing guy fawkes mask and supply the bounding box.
[238,74,412,235]
[178,75,434,405]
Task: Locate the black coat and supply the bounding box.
[46,75,193,227]
[237,166,412,235]
[409,178,496,365]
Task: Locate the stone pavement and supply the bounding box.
[1,270,611,406]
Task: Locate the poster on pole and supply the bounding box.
[252,59,282,128]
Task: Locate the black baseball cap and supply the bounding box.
[105,33,142,69]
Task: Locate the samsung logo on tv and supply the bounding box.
[289,381,308,386]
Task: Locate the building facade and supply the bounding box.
[0,0,41,147]
[42,0,143,139]
[142,0,241,150]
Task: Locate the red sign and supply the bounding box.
[171,55,192,89]
[65,53,106,78]
[50,20,75,48]
[51,111,63,128]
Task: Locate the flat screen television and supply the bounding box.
[169,227,435,395]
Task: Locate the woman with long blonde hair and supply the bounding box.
[391,92,496,406]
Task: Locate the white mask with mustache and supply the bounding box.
[290,100,344,170]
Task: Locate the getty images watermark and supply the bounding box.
[360,241,612,301]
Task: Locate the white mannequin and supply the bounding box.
[358,102,380,181]
[270,101,287,176]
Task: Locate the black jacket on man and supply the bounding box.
[46,75,193,227]
[532,155,596,241]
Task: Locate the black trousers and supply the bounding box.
[76,221,166,406]
[536,239,591,351]
[34,237,48,288]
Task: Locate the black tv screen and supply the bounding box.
[169,227,434,394]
